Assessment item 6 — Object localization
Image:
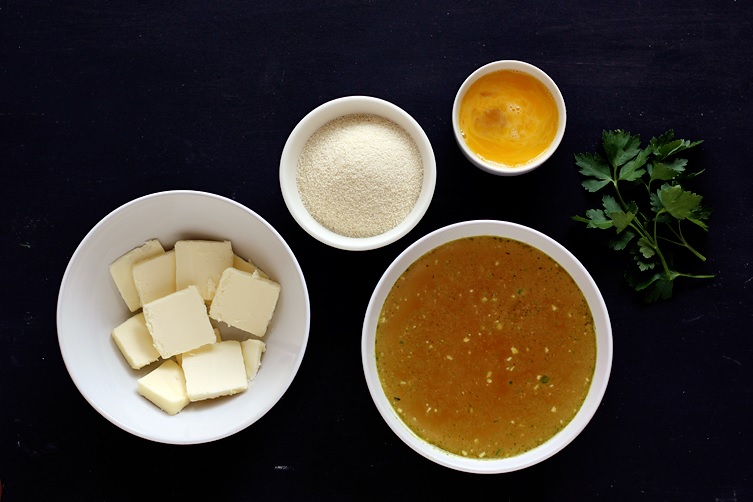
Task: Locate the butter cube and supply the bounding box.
[175,240,233,302]
[133,249,176,306]
[143,285,216,359]
[182,340,248,402]
[233,254,269,279]
[109,239,165,312]
[174,328,221,365]
[137,360,189,415]
[241,339,266,380]
[209,268,281,337]
[111,312,160,370]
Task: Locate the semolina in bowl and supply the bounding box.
[280,95,436,251]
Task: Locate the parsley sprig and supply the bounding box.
[572,129,714,302]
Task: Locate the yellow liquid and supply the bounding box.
[458,70,559,167]
[376,237,596,459]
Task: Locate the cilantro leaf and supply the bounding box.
[603,130,642,168]
[657,184,703,220]
[643,277,674,302]
[609,229,636,251]
[573,129,713,302]
[650,130,704,160]
[618,147,650,181]
[602,195,622,213]
[637,237,656,259]
[575,152,613,192]
[626,271,659,291]
[649,158,687,182]
[687,204,712,230]
[580,209,614,229]
[625,272,673,302]
[610,211,635,234]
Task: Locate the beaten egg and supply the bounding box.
[375,236,596,459]
[458,70,559,168]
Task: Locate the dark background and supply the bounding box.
[2,1,751,500]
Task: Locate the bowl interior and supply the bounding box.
[361,220,612,473]
[452,60,567,176]
[57,190,310,444]
[280,95,436,251]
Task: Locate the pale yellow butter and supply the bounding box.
[137,359,189,415]
[174,328,221,365]
[241,339,266,380]
[111,312,160,370]
[109,239,165,312]
[233,254,269,279]
[209,268,281,337]
[143,285,216,359]
[133,249,176,307]
[112,238,277,416]
[182,340,248,402]
[175,240,233,302]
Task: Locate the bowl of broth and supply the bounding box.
[452,60,566,176]
[361,220,611,473]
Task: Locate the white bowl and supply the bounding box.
[280,95,436,251]
[361,220,612,473]
[452,60,567,176]
[57,190,310,444]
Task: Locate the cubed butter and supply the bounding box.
[182,340,248,402]
[137,359,190,415]
[133,249,176,306]
[241,339,266,380]
[233,254,269,279]
[174,328,220,365]
[209,268,281,337]
[109,239,165,312]
[111,312,161,370]
[143,285,216,359]
[175,240,233,302]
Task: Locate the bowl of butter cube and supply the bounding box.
[57,190,310,444]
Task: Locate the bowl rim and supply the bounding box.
[279,95,436,251]
[452,60,567,176]
[361,219,612,473]
[56,189,311,444]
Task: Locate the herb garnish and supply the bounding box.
[572,129,714,302]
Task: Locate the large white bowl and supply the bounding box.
[57,190,310,444]
[280,95,436,251]
[362,220,612,473]
[452,60,567,176]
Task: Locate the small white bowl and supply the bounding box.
[452,60,567,176]
[362,220,612,473]
[280,96,436,251]
[57,190,310,444]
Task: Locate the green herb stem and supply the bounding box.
[662,222,708,262]
[573,129,712,302]
[652,210,673,277]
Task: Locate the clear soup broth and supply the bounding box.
[375,236,596,459]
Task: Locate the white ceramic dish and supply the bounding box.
[362,220,612,473]
[57,190,310,444]
[280,95,436,251]
[452,60,567,176]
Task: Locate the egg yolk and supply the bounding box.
[458,70,559,168]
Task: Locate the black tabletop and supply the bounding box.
[2,1,752,500]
